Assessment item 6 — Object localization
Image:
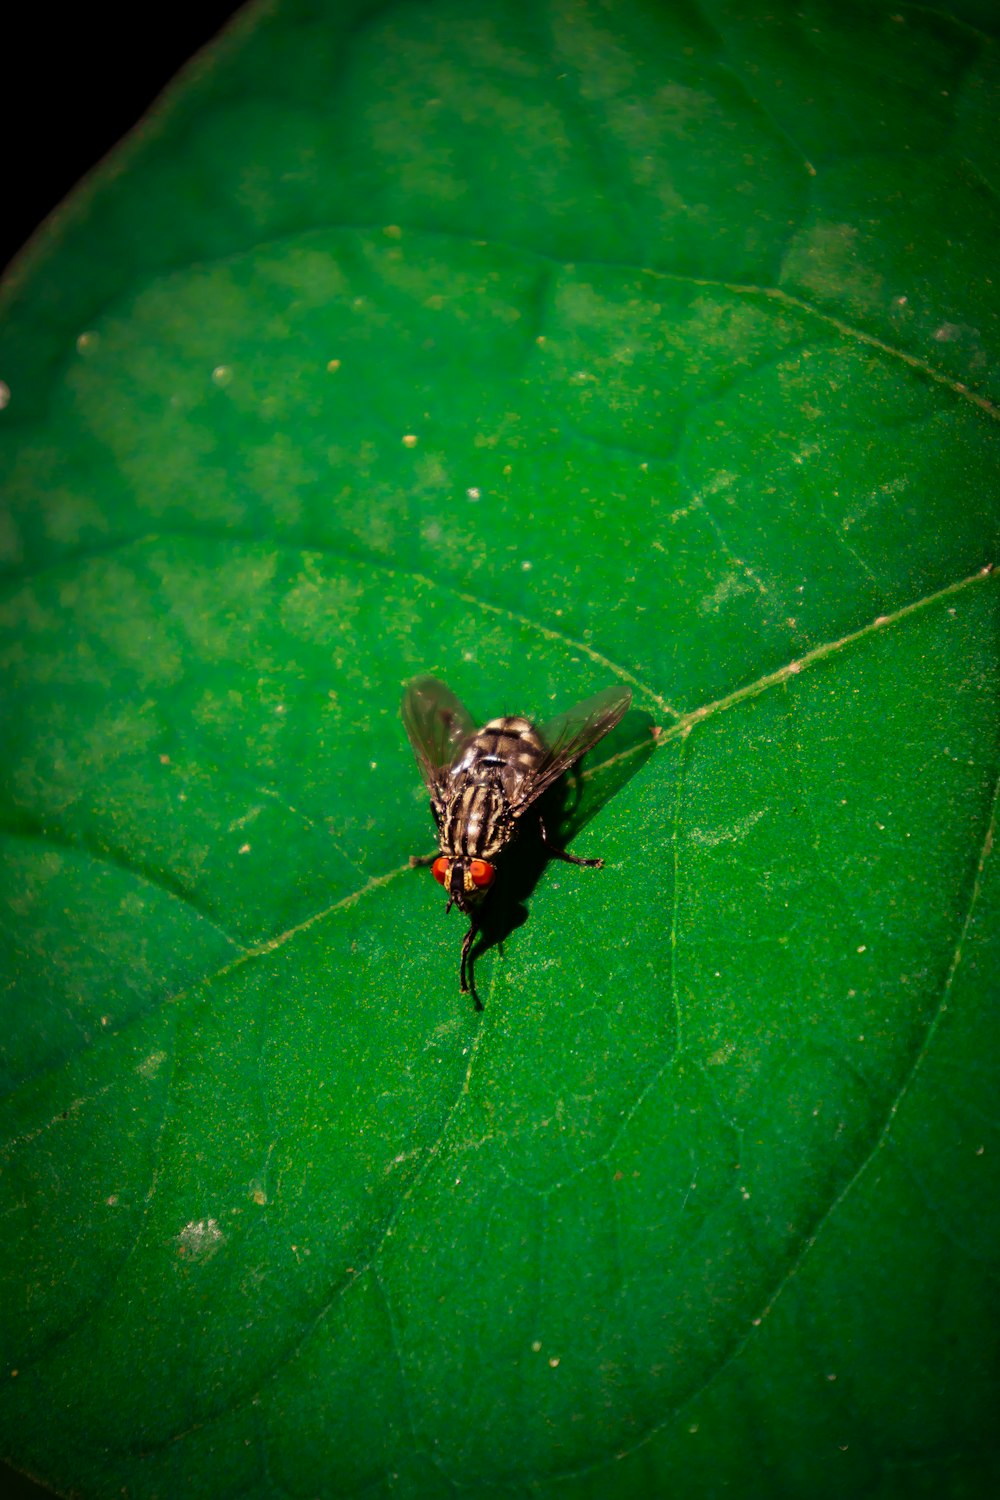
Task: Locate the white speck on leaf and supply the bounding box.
[689,809,766,846]
[176,1217,226,1262]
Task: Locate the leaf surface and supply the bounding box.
[1,3,998,1497]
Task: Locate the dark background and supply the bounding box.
[2,4,245,274]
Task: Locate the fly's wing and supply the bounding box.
[511,684,632,814]
[401,676,476,799]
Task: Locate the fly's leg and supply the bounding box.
[460,920,484,1011]
[538,814,604,868]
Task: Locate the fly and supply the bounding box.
[402,676,631,1009]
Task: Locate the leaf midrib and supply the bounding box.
[3,559,993,1111]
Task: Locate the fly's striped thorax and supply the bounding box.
[440,783,510,858]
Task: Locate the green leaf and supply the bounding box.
[2,2,998,1497]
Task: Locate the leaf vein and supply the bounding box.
[559,744,1000,1480]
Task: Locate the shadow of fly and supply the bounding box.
[402,676,631,1009]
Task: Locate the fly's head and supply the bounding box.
[431,854,496,915]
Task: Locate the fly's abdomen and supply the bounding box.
[472,715,546,766]
[453,715,547,794]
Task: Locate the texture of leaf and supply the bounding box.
[1,2,998,1498]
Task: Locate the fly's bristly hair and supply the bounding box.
[402,677,632,1009]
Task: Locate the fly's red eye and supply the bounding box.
[432,856,449,885]
[469,860,495,888]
